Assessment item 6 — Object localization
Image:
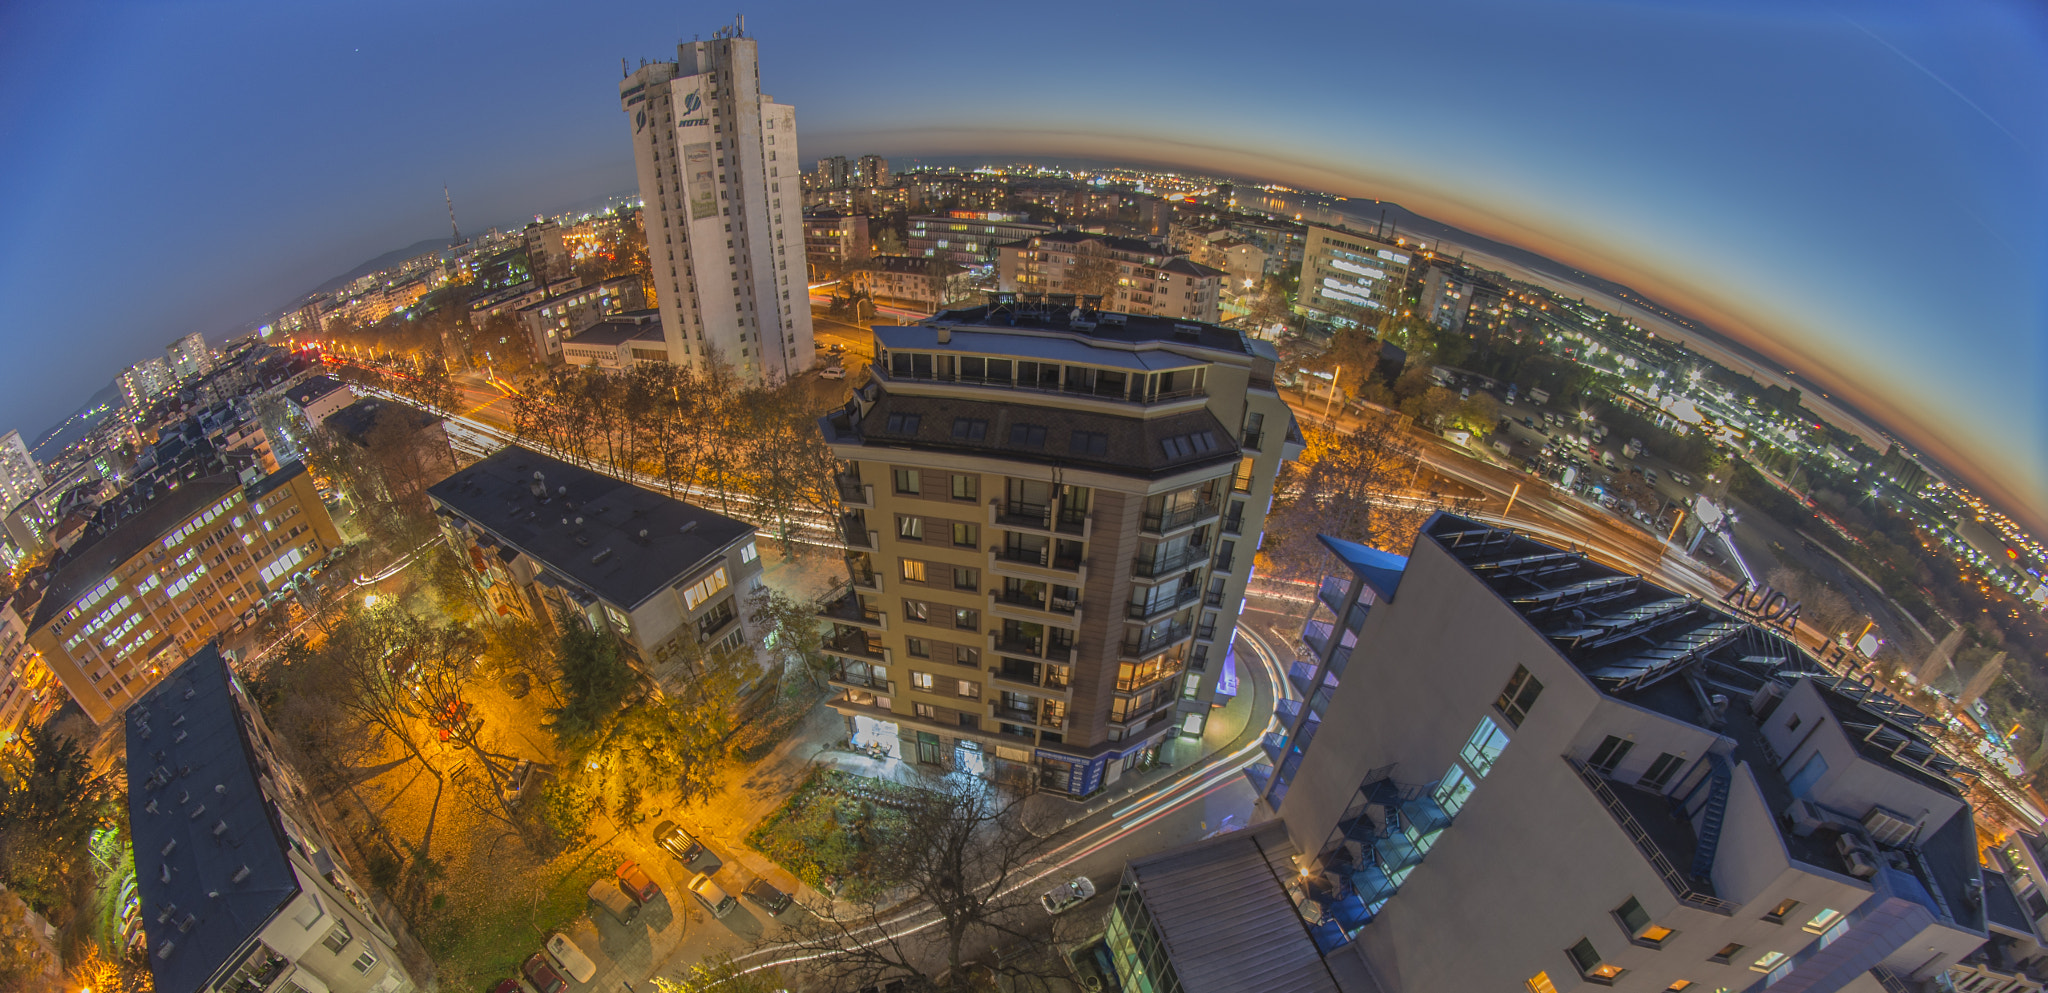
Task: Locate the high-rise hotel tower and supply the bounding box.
[621,21,812,384]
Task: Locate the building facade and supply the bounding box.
[0,429,46,514]
[850,256,974,316]
[26,463,340,723]
[1296,225,1412,329]
[119,356,179,412]
[816,300,1301,794]
[516,273,650,362]
[908,213,1054,265]
[621,21,812,384]
[1106,514,1995,993]
[167,332,214,379]
[128,647,420,993]
[0,599,61,753]
[803,211,872,277]
[559,314,669,371]
[428,446,766,696]
[997,232,1223,323]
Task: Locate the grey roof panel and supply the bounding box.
[874,325,1208,371]
[1126,820,1343,993]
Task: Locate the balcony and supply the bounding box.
[1565,756,1738,916]
[1108,696,1176,730]
[1122,621,1193,659]
[1142,501,1221,536]
[816,583,885,629]
[1115,661,1183,693]
[830,666,888,691]
[991,587,1046,612]
[1317,574,1352,614]
[849,565,882,592]
[1288,660,1334,698]
[994,500,1053,531]
[877,362,1205,407]
[1213,550,1237,573]
[1127,585,1200,621]
[838,513,876,549]
[1131,545,1206,580]
[991,702,1039,725]
[1054,508,1091,538]
[990,545,1085,579]
[823,629,887,663]
[1223,512,1245,536]
[835,474,874,508]
[1196,622,1217,641]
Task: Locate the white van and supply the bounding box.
[545,932,597,983]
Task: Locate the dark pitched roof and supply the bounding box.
[852,388,1238,480]
[1160,257,1226,278]
[324,398,438,446]
[1027,230,1165,257]
[30,474,240,630]
[428,445,753,611]
[863,255,965,276]
[283,375,348,408]
[1124,820,1344,993]
[127,646,301,993]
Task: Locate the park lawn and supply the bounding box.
[746,769,915,903]
[420,848,609,992]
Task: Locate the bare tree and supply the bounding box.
[780,775,1073,993]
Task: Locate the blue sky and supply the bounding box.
[1,0,2042,529]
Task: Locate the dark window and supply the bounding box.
[1069,431,1109,457]
[903,599,929,622]
[1709,943,1744,964]
[953,567,979,591]
[1009,423,1047,447]
[1494,665,1543,727]
[1567,939,1623,984]
[1785,713,1801,733]
[1588,735,1633,775]
[892,469,920,494]
[906,636,930,658]
[951,474,978,500]
[1639,753,1685,791]
[952,418,988,441]
[954,608,979,630]
[952,523,979,547]
[885,412,921,434]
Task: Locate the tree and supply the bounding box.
[1260,412,1432,584]
[0,726,114,916]
[0,887,61,993]
[750,585,826,691]
[545,610,640,747]
[783,775,1071,993]
[1064,241,1119,300]
[309,606,446,776]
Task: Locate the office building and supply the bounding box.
[127,646,420,993]
[816,298,1301,794]
[0,599,61,752]
[997,232,1223,323]
[803,211,872,276]
[428,446,766,695]
[850,256,974,316]
[814,155,853,190]
[166,332,214,379]
[515,273,650,362]
[1296,225,1412,329]
[1103,513,1997,993]
[0,429,45,514]
[560,313,669,372]
[26,462,340,723]
[909,213,1054,265]
[620,20,812,384]
[119,356,179,411]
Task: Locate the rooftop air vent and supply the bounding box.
[680,521,699,535]
[638,529,650,540]
[188,804,206,819]
[160,839,177,857]
[145,799,159,814]
[591,548,613,566]
[173,730,187,743]
[212,821,228,837]
[230,865,251,884]
[171,713,185,726]
[156,940,176,960]
[159,864,171,883]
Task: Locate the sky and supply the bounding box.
[1,0,2042,531]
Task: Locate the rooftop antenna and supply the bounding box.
[444,186,462,244]
[621,57,628,78]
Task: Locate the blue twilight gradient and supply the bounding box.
[1,0,2042,528]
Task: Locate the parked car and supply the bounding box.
[545,933,597,983]
[744,877,793,915]
[653,819,705,863]
[1040,876,1096,915]
[820,366,846,380]
[501,758,535,805]
[688,872,740,918]
[521,953,567,993]
[489,980,522,993]
[589,876,639,924]
[617,860,661,903]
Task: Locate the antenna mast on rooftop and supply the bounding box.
[445,185,462,244]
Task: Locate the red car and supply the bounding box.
[521,953,566,993]
[490,982,521,993]
[617,860,661,903]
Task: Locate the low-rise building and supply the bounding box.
[997,232,1223,323]
[559,313,668,372]
[1296,225,1413,329]
[127,645,421,993]
[428,446,766,694]
[908,213,1054,265]
[850,256,974,316]
[25,462,340,723]
[516,274,651,361]
[804,211,872,277]
[284,376,357,432]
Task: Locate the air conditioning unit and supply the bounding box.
[1864,805,1918,847]
[1784,799,1827,837]
[1842,847,1880,879]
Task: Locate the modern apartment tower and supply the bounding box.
[167,331,214,379]
[1100,514,1998,993]
[817,297,1302,795]
[0,429,45,512]
[621,20,812,384]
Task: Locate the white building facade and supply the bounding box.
[621,22,812,385]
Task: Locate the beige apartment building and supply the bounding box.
[26,463,340,723]
[997,232,1224,323]
[817,297,1302,795]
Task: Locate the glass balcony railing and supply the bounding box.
[1142,501,1220,535]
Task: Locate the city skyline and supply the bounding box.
[0,1,2041,530]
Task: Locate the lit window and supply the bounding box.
[1567,938,1624,984]
[1525,973,1557,993]
[739,541,758,563]
[1614,896,1675,947]
[900,560,926,582]
[911,671,934,691]
[1459,716,1510,777]
[1710,943,1745,964]
[1663,983,1693,992]
[1750,951,1787,973]
[1432,766,1476,818]
[1763,898,1800,923]
[1803,907,1843,933]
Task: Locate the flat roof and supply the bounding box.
[838,389,1238,481]
[564,319,665,348]
[874,325,1211,372]
[428,445,753,611]
[923,301,1257,356]
[30,473,241,630]
[1124,820,1345,993]
[127,646,300,993]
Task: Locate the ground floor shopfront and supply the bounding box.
[836,712,1176,798]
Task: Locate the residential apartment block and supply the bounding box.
[817,298,1301,794]
[802,211,871,277]
[849,256,974,317]
[621,21,812,384]
[1296,225,1412,329]
[515,273,650,362]
[1102,514,1998,993]
[0,428,45,513]
[908,213,1054,265]
[26,463,340,723]
[997,232,1223,323]
[0,599,60,752]
[428,446,765,695]
[167,331,214,379]
[560,312,668,371]
[128,646,420,993]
